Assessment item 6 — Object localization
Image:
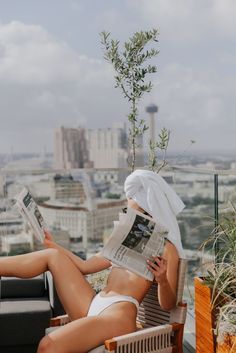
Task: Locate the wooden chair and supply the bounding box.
[48,258,188,353]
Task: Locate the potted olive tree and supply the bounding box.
[100,29,170,172]
[195,210,236,353]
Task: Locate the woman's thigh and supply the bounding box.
[41,312,136,353]
[47,249,96,319]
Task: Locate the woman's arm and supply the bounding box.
[44,231,111,275]
[147,241,179,311]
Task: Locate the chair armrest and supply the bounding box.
[104,323,184,353]
[171,323,185,353]
[170,301,187,324]
[50,314,70,327]
[104,324,173,353]
[48,318,184,353]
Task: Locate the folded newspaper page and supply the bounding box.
[102,207,168,281]
[15,188,46,243]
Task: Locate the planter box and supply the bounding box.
[195,277,236,353]
[217,335,236,353]
[194,277,216,353]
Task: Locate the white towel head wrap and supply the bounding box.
[124,169,185,258]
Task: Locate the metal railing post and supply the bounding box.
[214,174,219,264]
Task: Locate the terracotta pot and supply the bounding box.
[194,277,217,353]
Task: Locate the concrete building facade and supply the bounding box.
[54,123,145,173]
[52,174,86,203]
[38,198,126,250]
[54,126,91,170]
[86,124,128,169]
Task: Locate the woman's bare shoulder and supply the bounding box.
[162,240,179,262]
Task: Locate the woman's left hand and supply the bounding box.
[44,230,58,249]
[44,230,54,242]
[147,256,168,285]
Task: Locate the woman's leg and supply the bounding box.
[0,249,96,319]
[37,303,137,353]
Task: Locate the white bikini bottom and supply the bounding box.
[87,292,139,317]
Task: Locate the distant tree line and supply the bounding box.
[185,195,215,207]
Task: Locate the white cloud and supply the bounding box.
[0,0,235,154]
[127,0,236,42]
[0,21,115,87]
[0,21,85,84]
[212,0,236,36]
[70,1,84,13]
[141,62,235,151]
[0,21,126,152]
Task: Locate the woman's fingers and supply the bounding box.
[151,256,167,266]
[152,256,162,267]
[44,229,53,241]
[43,230,56,248]
[148,256,163,268]
[147,259,159,271]
[147,256,168,283]
[147,256,167,276]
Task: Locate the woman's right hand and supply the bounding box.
[44,230,57,249]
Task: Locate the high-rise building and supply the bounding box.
[54,126,92,170]
[146,104,158,144]
[52,173,86,204]
[54,123,144,173]
[86,123,128,169]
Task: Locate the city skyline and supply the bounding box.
[0,0,235,154]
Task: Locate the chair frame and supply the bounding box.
[49,259,188,353]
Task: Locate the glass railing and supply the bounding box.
[1,166,235,309]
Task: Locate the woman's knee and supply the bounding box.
[37,335,56,353]
[46,248,79,273]
[46,248,64,267]
[45,249,66,270]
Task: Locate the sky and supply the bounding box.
[0,0,235,154]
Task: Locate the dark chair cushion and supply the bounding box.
[0,344,38,353]
[1,276,46,298]
[0,298,52,345]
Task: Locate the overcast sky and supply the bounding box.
[0,0,235,154]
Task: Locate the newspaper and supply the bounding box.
[102,207,168,281]
[14,188,46,243]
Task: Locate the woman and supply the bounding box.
[0,170,185,353]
